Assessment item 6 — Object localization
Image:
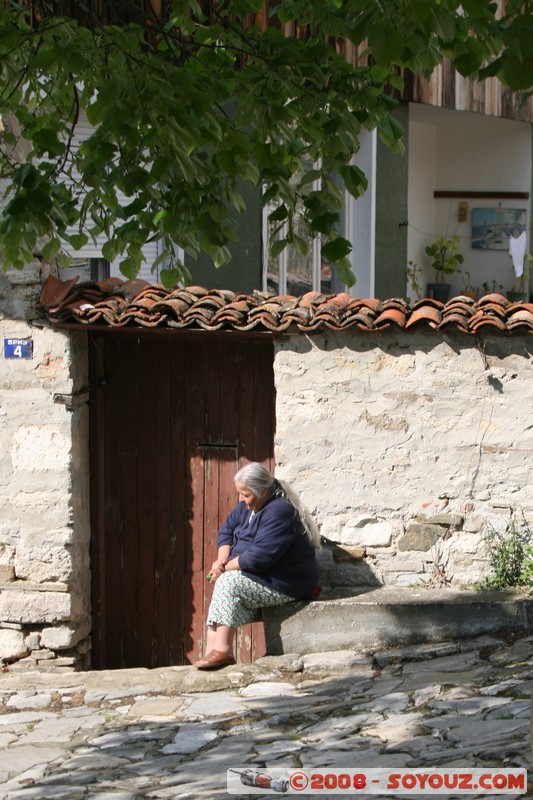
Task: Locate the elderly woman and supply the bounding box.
[194,462,320,670]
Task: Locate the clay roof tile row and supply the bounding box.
[38,275,533,335]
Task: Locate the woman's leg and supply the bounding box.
[206,623,236,655]
[200,572,294,663]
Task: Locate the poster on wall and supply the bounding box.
[471,207,527,250]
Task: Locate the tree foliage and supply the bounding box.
[0,0,532,286]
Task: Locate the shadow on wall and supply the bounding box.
[317,537,382,599]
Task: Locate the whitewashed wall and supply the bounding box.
[274,330,533,592]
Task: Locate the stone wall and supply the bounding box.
[0,263,91,669]
[2,276,533,670]
[273,330,533,594]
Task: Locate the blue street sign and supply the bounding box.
[3,338,33,359]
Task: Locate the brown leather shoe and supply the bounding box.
[194,649,236,670]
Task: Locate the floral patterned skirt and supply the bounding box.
[206,570,294,628]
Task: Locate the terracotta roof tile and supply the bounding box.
[477,292,509,308]
[38,276,533,336]
[405,304,442,329]
[374,307,407,329]
[507,308,533,332]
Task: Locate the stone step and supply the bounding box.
[263,586,533,655]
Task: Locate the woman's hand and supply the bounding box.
[207,558,227,583]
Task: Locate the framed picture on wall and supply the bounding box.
[471,207,527,250]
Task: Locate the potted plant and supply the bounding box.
[406,260,423,302]
[508,252,531,303]
[425,234,464,302]
[482,279,504,296]
[458,269,477,301]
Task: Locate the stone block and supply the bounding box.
[331,544,367,561]
[342,517,394,547]
[426,514,464,528]
[15,534,75,583]
[11,425,71,472]
[25,631,41,650]
[0,525,21,546]
[0,628,29,661]
[0,564,15,582]
[0,587,73,623]
[397,524,444,552]
[41,622,91,650]
[9,491,72,528]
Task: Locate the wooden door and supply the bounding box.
[89,333,275,669]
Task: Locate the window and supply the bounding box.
[58,257,110,283]
[262,168,345,296]
[62,113,161,283]
[262,130,376,298]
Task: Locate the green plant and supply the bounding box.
[425,234,464,284]
[477,516,533,590]
[459,269,474,291]
[406,260,423,300]
[520,544,533,591]
[482,279,504,294]
[509,252,532,294]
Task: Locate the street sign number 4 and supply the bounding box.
[3,338,33,359]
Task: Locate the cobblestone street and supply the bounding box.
[0,633,531,799]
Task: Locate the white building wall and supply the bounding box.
[408,105,532,299]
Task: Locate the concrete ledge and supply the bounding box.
[263,586,533,655]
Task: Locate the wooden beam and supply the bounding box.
[434,191,530,199]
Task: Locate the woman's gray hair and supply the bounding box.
[234,462,320,548]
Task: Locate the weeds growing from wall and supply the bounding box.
[477,515,533,591]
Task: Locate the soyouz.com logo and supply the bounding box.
[227,768,527,794]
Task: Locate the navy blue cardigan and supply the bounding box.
[217,496,320,599]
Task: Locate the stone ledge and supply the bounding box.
[0,581,68,593]
[263,586,533,655]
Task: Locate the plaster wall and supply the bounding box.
[274,329,533,592]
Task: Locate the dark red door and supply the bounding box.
[89,333,275,668]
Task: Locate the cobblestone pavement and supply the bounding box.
[0,633,531,799]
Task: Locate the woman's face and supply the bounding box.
[235,481,268,512]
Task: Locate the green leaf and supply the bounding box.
[159,267,182,287]
[321,237,352,262]
[0,0,521,288]
[339,164,368,198]
[454,38,485,76]
[308,211,339,234]
[270,238,288,258]
[500,53,533,91]
[368,24,405,64]
[68,233,89,250]
[118,256,141,280]
[432,7,456,43]
[378,116,405,153]
[290,232,308,256]
[213,245,232,268]
[335,256,356,288]
[57,252,73,268]
[41,238,61,261]
[268,204,288,223]
[102,240,120,262]
[153,209,169,225]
